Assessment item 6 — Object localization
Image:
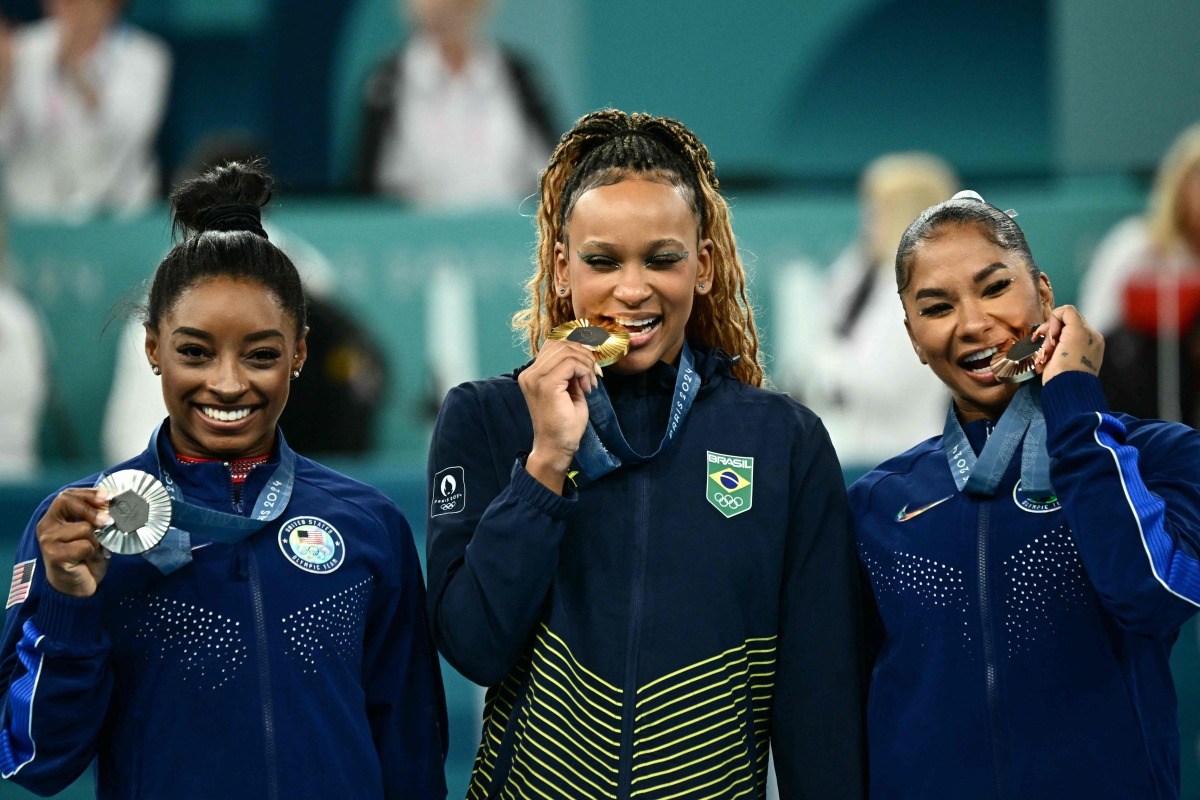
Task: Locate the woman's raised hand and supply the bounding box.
[36,488,113,597]
[1035,305,1105,384]
[518,339,602,494]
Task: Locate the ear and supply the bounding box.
[1037,272,1054,319]
[553,241,570,297]
[144,322,160,372]
[293,327,309,373]
[904,316,928,365]
[694,238,715,295]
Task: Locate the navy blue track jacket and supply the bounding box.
[0,427,447,799]
[426,344,867,800]
[852,371,1200,799]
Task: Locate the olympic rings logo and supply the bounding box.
[714,494,744,509]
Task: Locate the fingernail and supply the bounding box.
[102,549,112,560]
[97,491,111,502]
[594,362,603,377]
[96,512,113,527]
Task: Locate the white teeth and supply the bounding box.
[201,407,251,422]
[617,317,660,330]
[973,346,999,360]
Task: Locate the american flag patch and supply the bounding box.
[6,559,35,609]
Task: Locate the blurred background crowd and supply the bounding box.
[1,0,1199,796]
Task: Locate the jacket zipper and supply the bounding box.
[617,466,650,798]
[247,547,280,800]
[977,501,1008,800]
[229,464,278,800]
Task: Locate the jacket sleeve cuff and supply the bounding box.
[33,585,106,648]
[509,459,577,520]
[1041,371,1110,431]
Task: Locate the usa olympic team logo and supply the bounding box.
[278,516,345,574]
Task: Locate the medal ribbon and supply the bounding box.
[942,381,1053,497]
[97,423,297,574]
[573,341,701,480]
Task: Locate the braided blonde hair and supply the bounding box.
[513,109,763,386]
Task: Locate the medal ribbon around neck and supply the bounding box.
[942,381,1053,497]
[573,340,700,480]
[94,422,297,574]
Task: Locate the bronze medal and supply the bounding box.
[990,327,1045,384]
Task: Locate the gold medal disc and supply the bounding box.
[94,469,173,554]
[547,318,630,367]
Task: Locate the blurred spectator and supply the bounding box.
[0,0,170,218]
[0,216,47,477]
[1081,123,1200,424]
[355,0,555,209]
[1080,122,1200,336]
[778,152,955,466]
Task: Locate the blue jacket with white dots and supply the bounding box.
[852,371,1200,800]
[0,427,447,799]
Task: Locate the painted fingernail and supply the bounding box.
[96,512,113,527]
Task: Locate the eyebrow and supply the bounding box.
[577,238,687,253]
[172,326,285,343]
[913,262,1012,301]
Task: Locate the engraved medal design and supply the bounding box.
[95,470,173,554]
[546,318,630,367]
[990,327,1045,384]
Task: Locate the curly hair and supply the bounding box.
[513,109,763,386]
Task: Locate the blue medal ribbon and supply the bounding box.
[943,381,1053,497]
[573,341,701,480]
[96,422,296,574]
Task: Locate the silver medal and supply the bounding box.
[95,470,173,554]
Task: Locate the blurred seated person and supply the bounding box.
[0,217,47,478]
[781,152,955,466]
[355,0,556,209]
[105,145,387,463]
[1099,270,1200,427]
[1080,122,1200,336]
[1080,123,1200,424]
[0,0,170,217]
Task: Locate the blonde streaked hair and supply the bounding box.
[1146,122,1200,256]
[513,109,763,386]
[860,152,958,265]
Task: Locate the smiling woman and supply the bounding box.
[426,110,867,799]
[0,161,448,799]
[852,191,1200,800]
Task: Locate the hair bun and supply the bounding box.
[170,158,273,239]
[951,189,986,203]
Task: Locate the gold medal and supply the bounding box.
[990,327,1045,384]
[95,470,173,554]
[547,318,630,367]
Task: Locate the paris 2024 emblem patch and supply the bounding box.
[707,451,753,518]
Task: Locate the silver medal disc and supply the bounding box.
[95,470,173,554]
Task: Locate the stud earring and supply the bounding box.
[292,370,301,379]
[698,284,705,291]
[558,287,567,295]
[151,365,161,375]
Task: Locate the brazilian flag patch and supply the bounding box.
[706,451,753,518]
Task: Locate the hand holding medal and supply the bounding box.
[520,318,629,493]
[35,487,115,597]
[1032,304,1104,384]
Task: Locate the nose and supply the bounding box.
[208,355,247,399]
[957,297,994,341]
[612,266,652,306]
